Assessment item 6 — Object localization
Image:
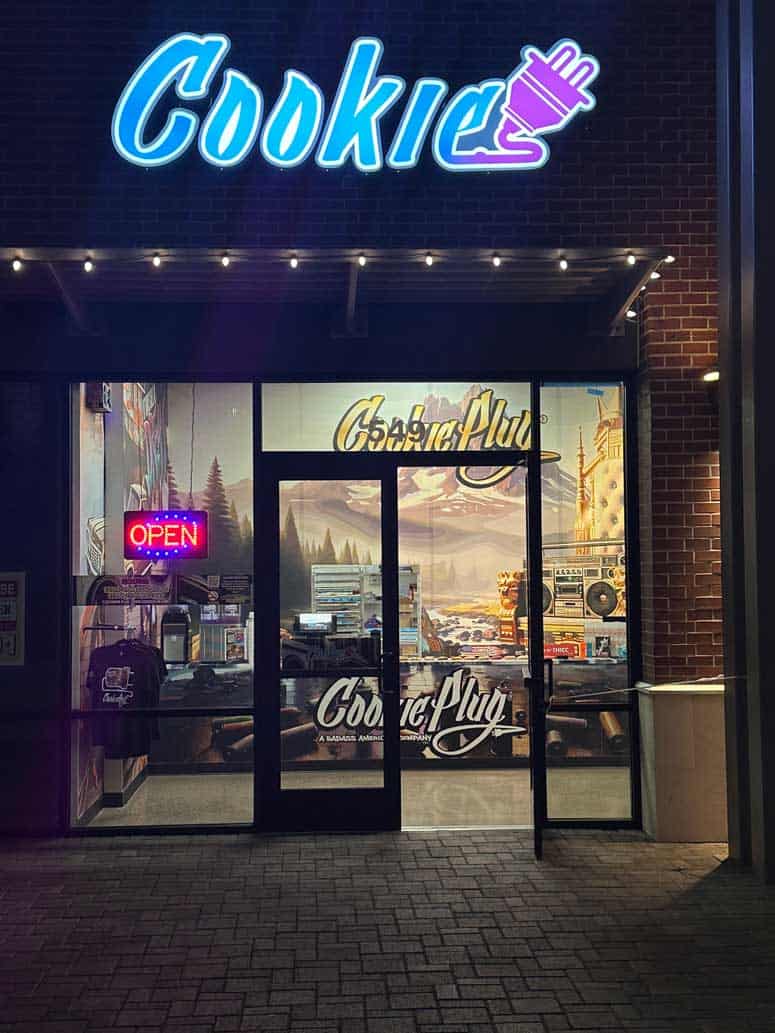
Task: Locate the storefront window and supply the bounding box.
[262,381,532,453]
[540,383,628,688]
[539,382,631,818]
[70,382,254,827]
[397,463,531,826]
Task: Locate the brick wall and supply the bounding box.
[639,253,721,684]
[0,0,721,684]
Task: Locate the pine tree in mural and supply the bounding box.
[202,456,238,569]
[351,542,360,564]
[167,463,183,510]
[364,549,373,564]
[240,514,253,570]
[340,540,353,564]
[448,560,457,589]
[228,499,242,557]
[320,528,336,564]
[280,505,308,614]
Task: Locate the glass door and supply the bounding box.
[395,458,535,831]
[257,454,400,831]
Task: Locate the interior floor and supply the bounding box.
[86,767,631,828]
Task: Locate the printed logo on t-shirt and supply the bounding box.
[101,666,134,707]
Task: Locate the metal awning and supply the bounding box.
[1,246,663,336]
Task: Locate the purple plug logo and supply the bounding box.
[501,40,598,138]
[433,38,600,171]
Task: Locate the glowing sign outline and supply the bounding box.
[123,510,209,560]
[111,34,599,173]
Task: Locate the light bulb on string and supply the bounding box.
[492,253,501,268]
[11,257,23,273]
[289,254,299,269]
[83,257,94,273]
[425,252,434,267]
[220,253,230,268]
[627,252,636,266]
[357,253,367,268]
[152,253,162,268]
[559,256,568,271]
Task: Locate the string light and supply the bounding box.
[664,254,676,263]
[220,253,230,268]
[650,269,661,280]
[11,257,23,272]
[491,253,501,268]
[151,253,162,268]
[703,369,720,383]
[559,256,568,271]
[627,252,636,266]
[83,257,94,273]
[626,308,637,319]
[425,252,434,267]
[289,254,299,269]
[357,253,367,267]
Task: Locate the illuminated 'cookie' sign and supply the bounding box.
[112,35,599,172]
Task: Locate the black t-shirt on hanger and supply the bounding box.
[87,640,167,758]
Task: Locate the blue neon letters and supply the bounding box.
[112,34,600,172]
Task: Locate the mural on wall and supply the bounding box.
[167,383,254,573]
[276,382,627,667]
[72,382,255,821]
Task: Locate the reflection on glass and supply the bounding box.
[278,480,385,790]
[71,716,253,827]
[397,465,529,666]
[72,603,254,710]
[540,384,628,690]
[546,709,632,820]
[397,464,531,828]
[71,382,255,711]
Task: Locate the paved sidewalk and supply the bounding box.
[0,831,773,1033]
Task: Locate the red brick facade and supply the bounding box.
[639,257,721,682]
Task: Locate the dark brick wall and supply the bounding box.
[0,0,721,686]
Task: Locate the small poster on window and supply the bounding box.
[0,572,25,666]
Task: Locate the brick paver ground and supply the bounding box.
[0,831,773,1033]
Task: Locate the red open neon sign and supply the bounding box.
[124,510,209,560]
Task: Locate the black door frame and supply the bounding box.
[256,451,403,833]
